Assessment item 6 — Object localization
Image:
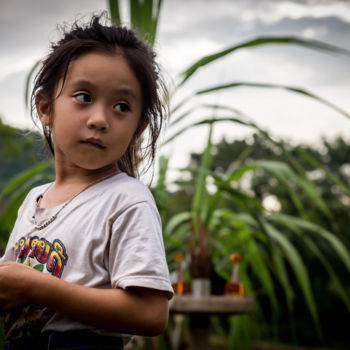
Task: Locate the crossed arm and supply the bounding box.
[0,262,169,336]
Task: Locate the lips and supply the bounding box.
[80,138,106,149]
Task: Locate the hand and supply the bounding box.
[0,262,42,312]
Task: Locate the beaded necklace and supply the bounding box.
[33,171,119,230]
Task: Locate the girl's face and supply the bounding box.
[37,52,142,173]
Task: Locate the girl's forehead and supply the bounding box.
[68,52,131,79]
[59,52,141,96]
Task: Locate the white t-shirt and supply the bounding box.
[1,172,173,340]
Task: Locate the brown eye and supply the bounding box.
[113,102,130,112]
[74,93,92,103]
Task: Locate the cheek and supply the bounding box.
[119,117,141,138]
[52,105,79,129]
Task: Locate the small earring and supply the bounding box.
[43,124,50,134]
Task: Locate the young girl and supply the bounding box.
[0,14,173,350]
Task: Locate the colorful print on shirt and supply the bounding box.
[14,236,68,278]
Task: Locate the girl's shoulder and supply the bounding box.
[76,173,158,221]
[106,172,154,200]
[113,172,151,191]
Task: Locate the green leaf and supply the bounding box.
[246,239,279,312]
[224,160,306,216]
[271,249,296,341]
[296,146,350,197]
[108,0,122,25]
[142,0,154,43]
[0,161,52,200]
[168,106,199,128]
[169,102,250,128]
[0,162,53,243]
[128,0,162,46]
[232,212,259,229]
[205,189,222,229]
[150,0,163,46]
[180,36,350,86]
[25,59,41,110]
[163,212,191,237]
[214,176,264,211]
[261,220,321,337]
[294,176,331,218]
[304,236,350,311]
[269,213,350,275]
[229,159,329,219]
[163,116,252,145]
[152,155,169,222]
[191,126,213,235]
[270,213,350,311]
[0,186,32,243]
[34,264,44,272]
[272,250,295,309]
[195,81,350,121]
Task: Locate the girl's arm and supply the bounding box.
[0,262,169,336]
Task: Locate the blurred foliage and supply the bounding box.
[0,117,54,247]
[108,0,162,46]
[190,134,350,235]
[156,128,350,349]
[0,117,45,190]
[181,134,350,347]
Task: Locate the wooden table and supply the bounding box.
[169,295,255,350]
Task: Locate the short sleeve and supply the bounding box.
[106,201,174,299]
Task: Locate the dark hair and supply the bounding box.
[31,13,168,178]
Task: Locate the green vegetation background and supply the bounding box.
[1,117,349,349]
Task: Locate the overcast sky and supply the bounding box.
[1,0,350,170]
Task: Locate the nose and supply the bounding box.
[87,105,109,131]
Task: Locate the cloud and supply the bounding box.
[159,5,350,89]
[0,0,349,147]
[252,15,350,47]
[0,0,108,64]
[0,70,29,128]
[266,0,350,6]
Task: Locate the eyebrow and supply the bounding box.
[70,79,138,100]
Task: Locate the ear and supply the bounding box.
[35,93,51,126]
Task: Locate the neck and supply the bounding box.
[38,164,120,209]
[53,162,119,187]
